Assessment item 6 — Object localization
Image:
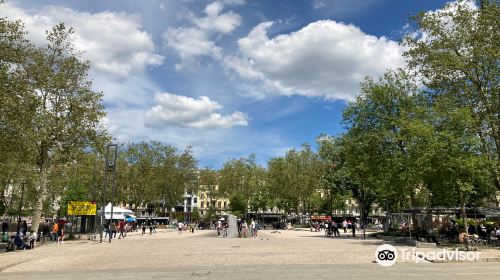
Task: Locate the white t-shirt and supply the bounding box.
[178,222,183,229]
[27,232,37,241]
[251,221,255,229]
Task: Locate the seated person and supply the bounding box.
[6,235,16,251]
[2,231,8,242]
[14,232,28,250]
[458,231,467,244]
[427,229,439,245]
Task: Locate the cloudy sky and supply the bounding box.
[0,0,450,167]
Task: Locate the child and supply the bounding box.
[27,230,37,249]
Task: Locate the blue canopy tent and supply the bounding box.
[125,214,137,222]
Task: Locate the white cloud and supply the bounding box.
[225,20,404,100]
[0,3,163,78]
[144,93,248,129]
[163,27,222,70]
[164,0,243,69]
[106,105,282,167]
[191,1,241,34]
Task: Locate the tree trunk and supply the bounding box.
[31,145,49,234]
[168,204,172,226]
[459,189,468,234]
[30,168,47,234]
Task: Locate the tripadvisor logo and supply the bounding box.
[375,244,397,267]
[375,244,482,267]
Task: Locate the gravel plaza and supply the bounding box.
[1,228,499,279]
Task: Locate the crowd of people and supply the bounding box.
[312,220,356,237]
[104,219,135,239]
[431,219,500,246]
[237,219,258,238]
[2,218,72,251]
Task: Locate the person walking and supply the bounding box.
[178,221,183,235]
[250,220,256,238]
[52,222,59,243]
[109,221,116,240]
[141,222,146,235]
[352,220,356,237]
[152,221,157,234]
[148,220,153,235]
[57,221,65,244]
[118,220,126,239]
[2,219,9,241]
[342,220,348,233]
[223,222,229,237]
[242,220,248,238]
[217,220,222,237]
[332,221,340,237]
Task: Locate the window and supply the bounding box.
[194,198,197,203]
[223,202,227,209]
[217,201,221,208]
[201,202,205,208]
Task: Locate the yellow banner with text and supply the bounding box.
[67,201,96,216]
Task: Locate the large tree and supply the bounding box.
[9,23,107,232]
[219,154,264,216]
[404,0,500,205]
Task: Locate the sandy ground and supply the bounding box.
[1,228,499,273]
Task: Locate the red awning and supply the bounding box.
[311,215,331,221]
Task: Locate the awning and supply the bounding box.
[102,203,133,220]
[311,215,332,221]
[124,214,137,222]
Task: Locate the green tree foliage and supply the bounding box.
[265,145,322,221]
[342,72,423,215]
[199,166,220,219]
[219,154,265,215]
[404,0,500,205]
[317,135,350,216]
[1,18,107,232]
[113,142,197,218]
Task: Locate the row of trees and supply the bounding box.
[201,0,500,222]
[1,1,499,228]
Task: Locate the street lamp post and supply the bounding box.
[108,144,118,243]
[100,144,118,243]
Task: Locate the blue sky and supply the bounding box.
[1,0,451,167]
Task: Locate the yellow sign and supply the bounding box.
[67,201,96,216]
